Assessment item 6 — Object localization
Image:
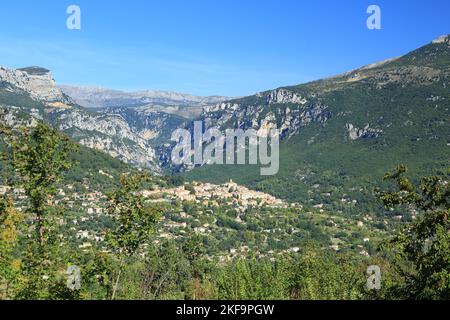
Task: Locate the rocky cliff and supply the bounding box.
[0,66,159,171]
[0,66,72,104]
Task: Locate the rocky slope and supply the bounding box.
[101,105,188,147]
[1,66,73,104]
[201,90,332,140]
[0,66,159,170]
[58,85,233,151]
[1,35,449,215]
[196,35,449,143]
[183,34,450,215]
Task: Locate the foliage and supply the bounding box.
[289,243,364,300]
[1,122,80,299]
[377,165,450,299]
[183,39,450,218]
[106,173,162,257]
[12,122,77,245]
[0,196,23,299]
[215,257,290,300]
[106,173,163,299]
[14,123,77,299]
[1,114,448,301]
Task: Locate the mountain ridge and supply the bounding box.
[182,34,450,216]
[58,84,232,109]
[0,66,160,170]
[0,34,449,216]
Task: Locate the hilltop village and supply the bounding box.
[1,173,382,262]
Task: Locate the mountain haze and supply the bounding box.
[59,85,231,110]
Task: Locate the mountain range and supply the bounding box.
[183,34,450,215]
[1,34,449,217]
[58,85,231,109]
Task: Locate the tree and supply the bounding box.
[0,196,23,299]
[11,122,77,299]
[377,165,450,299]
[141,240,192,300]
[13,123,77,246]
[0,110,22,298]
[0,108,10,136]
[289,243,364,300]
[215,257,290,300]
[106,173,162,299]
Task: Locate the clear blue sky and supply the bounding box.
[0,0,449,96]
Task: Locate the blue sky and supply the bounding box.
[0,0,449,96]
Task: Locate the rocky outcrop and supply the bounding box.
[2,105,159,170]
[201,100,331,139]
[0,65,159,171]
[266,89,307,105]
[101,106,188,146]
[345,123,383,140]
[432,34,450,44]
[0,66,71,103]
[55,109,159,170]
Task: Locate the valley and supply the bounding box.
[0,34,449,300]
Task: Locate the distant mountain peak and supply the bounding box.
[58,85,232,109]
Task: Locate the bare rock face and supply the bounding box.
[266,89,307,105]
[0,66,70,103]
[0,65,159,172]
[200,88,329,142]
[432,34,450,45]
[200,98,331,141]
[57,109,158,169]
[345,123,383,140]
